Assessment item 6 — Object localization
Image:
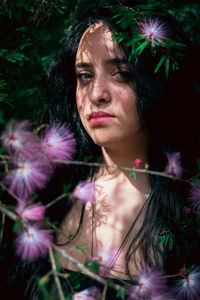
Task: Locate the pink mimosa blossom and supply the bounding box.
[73,287,100,300]
[172,266,200,300]
[96,248,115,275]
[134,158,142,167]
[128,267,168,299]
[15,226,52,261]
[166,152,183,179]
[0,120,39,158]
[72,181,96,203]
[40,124,76,160]
[139,18,167,44]
[189,184,200,209]
[4,157,52,199]
[15,200,46,221]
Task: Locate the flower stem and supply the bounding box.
[49,247,65,300]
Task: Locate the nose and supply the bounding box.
[89,77,111,105]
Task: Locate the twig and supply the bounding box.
[102,282,108,300]
[0,154,10,160]
[52,159,176,180]
[0,201,18,221]
[52,244,127,294]
[0,212,5,245]
[0,182,20,202]
[46,221,70,240]
[46,192,69,208]
[49,247,65,300]
[57,272,76,294]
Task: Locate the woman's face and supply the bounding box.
[75,23,142,148]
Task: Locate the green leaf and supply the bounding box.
[165,57,170,79]
[62,183,71,193]
[130,171,136,180]
[68,230,78,239]
[83,155,93,162]
[0,147,5,154]
[90,260,99,273]
[75,244,88,253]
[0,80,7,90]
[13,220,21,234]
[154,55,166,74]
[137,41,149,55]
[116,289,126,299]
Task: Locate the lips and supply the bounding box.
[88,111,114,120]
[88,111,115,126]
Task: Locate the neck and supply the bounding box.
[102,131,148,169]
[98,132,150,194]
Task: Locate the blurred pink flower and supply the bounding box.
[73,287,100,300]
[189,184,200,210]
[134,158,142,167]
[40,124,76,160]
[139,18,167,44]
[15,200,46,221]
[128,267,168,299]
[72,181,96,203]
[172,266,200,300]
[4,157,52,199]
[96,248,115,275]
[0,120,39,158]
[166,152,183,179]
[15,225,52,261]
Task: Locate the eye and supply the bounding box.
[76,72,93,84]
[112,69,132,83]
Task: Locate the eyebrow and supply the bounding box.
[75,57,129,69]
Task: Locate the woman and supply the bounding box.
[1,3,200,300]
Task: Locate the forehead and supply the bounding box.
[76,23,124,63]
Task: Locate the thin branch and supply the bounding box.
[49,247,65,300]
[0,201,18,221]
[57,272,76,294]
[52,244,127,294]
[0,182,20,202]
[0,154,10,160]
[52,159,176,180]
[46,192,69,208]
[0,212,5,245]
[102,282,108,300]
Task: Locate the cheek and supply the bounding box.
[76,90,84,117]
[76,91,88,131]
[118,89,138,115]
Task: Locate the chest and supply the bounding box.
[56,181,147,278]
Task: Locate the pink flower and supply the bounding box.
[134,158,142,167]
[172,266,200,300]
[128,267,168,299]
[189,184,200,210]
[4,157,52,199]
[166,152,183,179]
[72,181,96,203]
[15,200,46,222]
[40,124,76,160]
[139,18,167,44]
[73,287,100,300]
[0,120,39,158]
[96,248,115,275]
[15,225,52,261]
